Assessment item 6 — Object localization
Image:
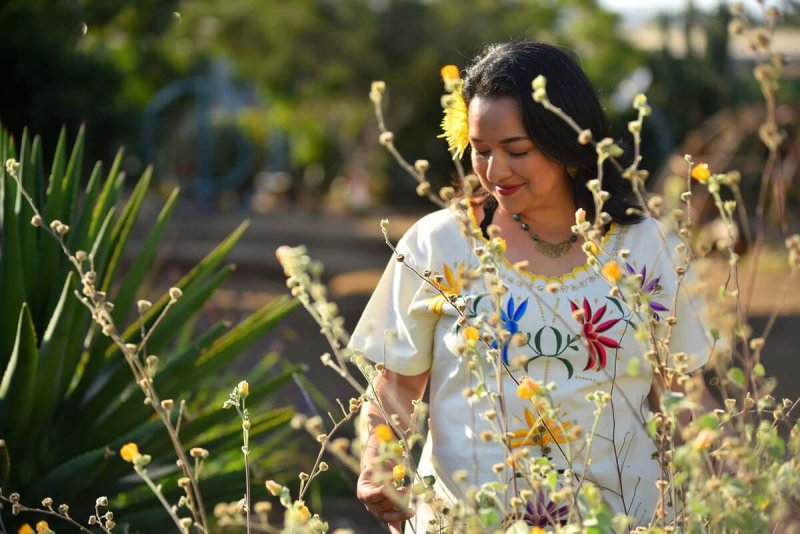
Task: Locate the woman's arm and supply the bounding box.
[358,368,430,533]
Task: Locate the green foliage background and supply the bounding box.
[0,126,300,530]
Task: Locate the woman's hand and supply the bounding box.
[358,368,429,533]
[357,458,412,532]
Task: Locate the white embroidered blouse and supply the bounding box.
[350,206,711,529]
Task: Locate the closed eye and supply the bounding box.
[509,151,529,157]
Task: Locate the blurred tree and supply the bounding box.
[0,0,181,166]
[163,0,644,202]
[2,0,644,204]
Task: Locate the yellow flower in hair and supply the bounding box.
[438,66,469,160]
[440,65,460,83]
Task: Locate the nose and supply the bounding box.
[486,153,512,183]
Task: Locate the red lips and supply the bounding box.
[494,183,524,196]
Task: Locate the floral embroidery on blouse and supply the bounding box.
[425,262,466,315]
[569,298,622,371]
[625,262,669,320]
[509,408,575,449]
[513,491,570,527]
[494,296,529,364]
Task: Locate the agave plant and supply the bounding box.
[0,125,299,530]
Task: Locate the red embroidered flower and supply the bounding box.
[569,298,621,371]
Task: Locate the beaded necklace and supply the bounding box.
[511,213,578,259]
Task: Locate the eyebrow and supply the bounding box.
[469,136,530,144]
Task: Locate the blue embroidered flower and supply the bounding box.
[493,296,528,365]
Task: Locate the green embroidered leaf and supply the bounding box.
[606,296,625,315]
[523,355,544,373]
[533,327,545,354]
[550,326,563,353]
[471,294,486,315]
[557,357,574,379]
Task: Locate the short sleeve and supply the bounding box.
[650,222,713,373]
[348,222,439,375]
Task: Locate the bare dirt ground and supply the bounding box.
[130,201,800,531]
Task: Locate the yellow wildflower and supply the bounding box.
[18,525,35,534]
[392,464,406,480]
[516,377,541,400]
[530,528,546,534]
[692,428,717,451]
[237,380,249,398]
[265,480,283,496]
[602,261,623,282]
[35,522,51,534]
[298,503,311,522]
[425,262,466,314]
[463,326,479,342]
[120,442,141,463]
[374,423,394,443]
[438,81,469,160]
[510,409,574,449]
[691,163,711,183]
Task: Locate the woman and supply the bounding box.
[351,41,711,532]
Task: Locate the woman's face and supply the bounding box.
[468,96,570,216]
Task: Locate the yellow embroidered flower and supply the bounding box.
[120,442,141,463]
[438,66,469,160]
[602,261,623,282]
[691,163,711,183]
[18,525,35,534]
[425,262,466,314]
[509,409,574,449]
[463,326,479,341]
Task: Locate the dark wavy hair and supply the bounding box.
[462,41,642,226]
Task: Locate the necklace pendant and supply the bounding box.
[535,240,572,258]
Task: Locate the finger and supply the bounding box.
[388,520,404,534]
[362,488,390,504]
[365,498,395,514]
[358,482,387,503]
[382,509,413,523]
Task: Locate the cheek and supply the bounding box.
[470,153,486,175]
